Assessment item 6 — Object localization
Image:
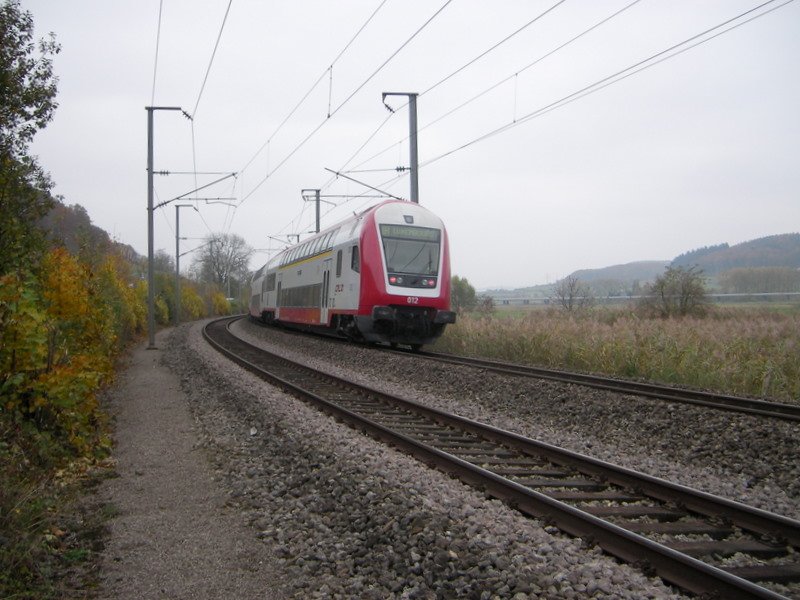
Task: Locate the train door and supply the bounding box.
[320,262,331,325]
[275,274,282,319]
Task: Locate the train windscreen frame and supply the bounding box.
[379,224,441,277]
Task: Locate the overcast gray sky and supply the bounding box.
[25,0,800,289]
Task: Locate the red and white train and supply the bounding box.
[249,200,456,350]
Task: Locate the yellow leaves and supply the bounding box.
[183,286,206,319]
[42,248,91,323]
[211,291,230,316]
[2,247,143,459]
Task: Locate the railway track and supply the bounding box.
[247,315,800,421]
[403,350,800,422]
[205,316,800,599]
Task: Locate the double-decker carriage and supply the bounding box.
[249,200,455,349]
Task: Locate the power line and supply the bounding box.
[324,168,405,201]
[192,0,233,119]
[319,111,396,192]
[234,0,394,242]
[327,0,453,119]
[421,0,567,97]
[336,0,644,180]
[238,0,453,206]
[420,0,793,170]
[317,0,790,222]
[237,0,390,175]
[418,0,644,135]
[332,0,388,66]
[155,171,235,176]
[150,0,164,105]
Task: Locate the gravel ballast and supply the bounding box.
[230,319,800,522]
[161,321,692,598]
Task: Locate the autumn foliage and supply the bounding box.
[1,248,141,458]
[0,233,234,595]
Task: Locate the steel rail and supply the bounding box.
[244,316,800,421]
[410,350,800,421]
[204,317,798,599]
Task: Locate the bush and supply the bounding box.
[638,266,708,318]
[181,284,206,320]
[451,276,477,313]
[0,249,113,456]
[0,244,146,597]
[211,291,230,316]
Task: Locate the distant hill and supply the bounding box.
[571,261,669,283]
[482,284,554,300]
[481,233,800,297]
[564,234,800,291]
[671,234,800,275]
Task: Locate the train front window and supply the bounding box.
[379,224,440,280]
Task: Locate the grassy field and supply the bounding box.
[433,304,800,403]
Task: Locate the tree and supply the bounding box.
[451,275,477,313]
[153,248,174,273]
[38,200,113,265]
[639,265,709,317]
[0,0,60,275]
[192,233,253,295]
[553,275,594,312]
[1,0,60,156]
[0,156,54,274]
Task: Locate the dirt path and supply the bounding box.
[97,329,283,599]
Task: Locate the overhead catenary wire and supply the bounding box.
[326,0,453,119]
[236,2,792,271]
[237,0,390,176]
[150,0,164,105]
[150,1,235,251]
[420,0,567,97]
[231,0,395,242]
[338,0,644,179]
[187,0,233,226]
[314,0,790,231]
[419,0,794,170]
[192,0,233,119]
[237,0,453,206]
[318,111,397,192]
[155,173,237,209]
[261,0,777,255]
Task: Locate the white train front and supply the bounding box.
[249,200,456,349]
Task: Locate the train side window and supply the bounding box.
[328,228,340,249]
[351,245,360,273]
[336,250,342,278]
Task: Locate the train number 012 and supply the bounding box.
[406,296,419,304]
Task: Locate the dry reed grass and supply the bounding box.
[434,306,800,402]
